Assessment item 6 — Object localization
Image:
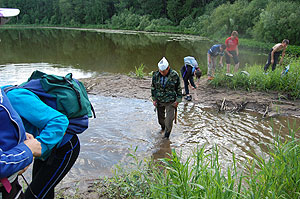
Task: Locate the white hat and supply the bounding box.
[158,57,169,71]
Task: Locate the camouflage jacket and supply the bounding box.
[151,69,182,103]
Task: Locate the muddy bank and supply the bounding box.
[81,73,300,118]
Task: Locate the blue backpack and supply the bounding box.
[5,70,95,135]
[182,56,199,78]
[0,87,26,151]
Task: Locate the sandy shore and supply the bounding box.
[81,73,300,118]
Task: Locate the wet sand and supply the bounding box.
[81,73,300,118]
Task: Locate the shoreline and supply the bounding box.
[56,72,300,198]
[81,73,300,118]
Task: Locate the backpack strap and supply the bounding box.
[90,104,96,118]
[182,65,188,78]
[63,77,82,110]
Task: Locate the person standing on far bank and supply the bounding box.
[264,39,289,72]
[225,31,239,73]
[151,57,182,139]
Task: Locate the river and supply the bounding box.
[0,27,299,187]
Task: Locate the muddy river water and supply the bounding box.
[0,28,299,187]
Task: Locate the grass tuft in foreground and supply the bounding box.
[100,127,300,199]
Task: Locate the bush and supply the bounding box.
[144,18,174,32]
[179,15,194,29]
[253,1,300,45]
[109,11,142,29]
[190,15,211,37]
[137,16,151,31]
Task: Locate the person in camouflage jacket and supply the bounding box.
[151,57,182,139]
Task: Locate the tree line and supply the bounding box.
[1,0,300,45]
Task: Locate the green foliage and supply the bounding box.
[97,127,300,199]
[245,129,300,199]
[190,14,211,37]
[109,10,141,29]
[1,0,300,48]
[253,1,300,45]
[134,64,146,78]
[144,18,174,32]
[286,45,300,56]
[211,56,300,99]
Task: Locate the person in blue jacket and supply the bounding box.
[207,44,226,80]
[5,87,80,199]
[0,87,41,199]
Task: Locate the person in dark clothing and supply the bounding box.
[264,39,289,72]
[181,64,201,101]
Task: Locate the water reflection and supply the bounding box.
[0,28,267,74]
[0,63,95,86]
[152,139,172,160]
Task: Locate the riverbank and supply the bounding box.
[81,73,300,118]
[52,73,300,198]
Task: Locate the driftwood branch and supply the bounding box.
[263,105,269,118]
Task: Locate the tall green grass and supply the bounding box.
[100,127,300,199]
[134,64,146,79]
[211,56,300,100]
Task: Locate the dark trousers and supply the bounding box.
[225,50,239,64]
[157,102,176,134]
[0,177,24,199]
[25,135,80,199]
[183,76,195,95]
[264,49,281,71]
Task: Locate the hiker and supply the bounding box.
[151,57,182,139]
[4,85,81,199]
[264,39,289,72]
[225,31,239,73]
[207,44,226,80]
[180,56,202,101]
[0,87,41,199]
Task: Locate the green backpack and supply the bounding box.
[3,70,96,135]
[20,70,94,119]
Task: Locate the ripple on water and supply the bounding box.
[1,64,299,185]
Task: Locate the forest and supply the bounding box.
[1,0,300,45]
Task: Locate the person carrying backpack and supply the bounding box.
[180,56,202,101]
[4,71,93,199]
[0,87,41,199]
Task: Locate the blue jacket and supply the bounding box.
[0,88,33,178]
[208,44,224,57]
[5,87,69,160]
